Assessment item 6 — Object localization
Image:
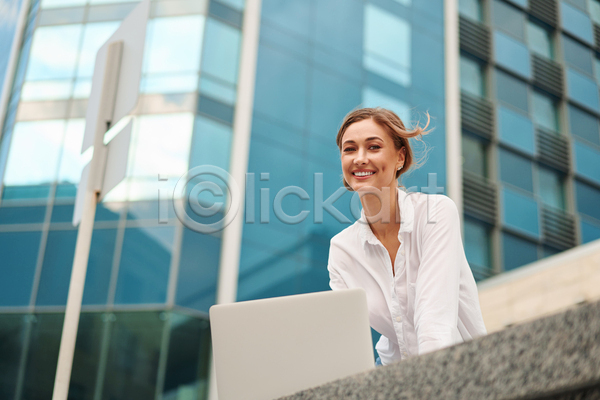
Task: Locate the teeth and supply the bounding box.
[354,171,374,177]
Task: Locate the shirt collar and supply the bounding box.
[358,187,414,246]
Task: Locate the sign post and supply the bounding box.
[51,2,149,399]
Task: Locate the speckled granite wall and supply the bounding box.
[278,300,600,400]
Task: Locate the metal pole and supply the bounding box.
[52,41,123,400]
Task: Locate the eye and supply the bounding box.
[343,147,355,153]
[369,145,381,150]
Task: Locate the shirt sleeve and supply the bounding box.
[327,240,349,291]
[413,195,464,355]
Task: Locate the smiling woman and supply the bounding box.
[328,107,487,366]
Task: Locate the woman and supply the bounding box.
[328,107,487,366]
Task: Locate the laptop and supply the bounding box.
[209,288,375,400]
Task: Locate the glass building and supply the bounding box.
[0,0,597,398]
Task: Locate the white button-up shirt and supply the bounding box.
[327,188,487,365]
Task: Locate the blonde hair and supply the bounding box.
[336,107,431,191]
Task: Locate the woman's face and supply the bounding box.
[340,118,405,192]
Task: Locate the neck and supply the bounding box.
[361,185,400,237]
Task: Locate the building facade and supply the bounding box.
[0,0,597,398]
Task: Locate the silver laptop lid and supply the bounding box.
[210,288,374,400]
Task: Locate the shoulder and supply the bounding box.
[330,220,361,248]
[410,193,459,226]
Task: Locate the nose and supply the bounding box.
[354,148,368,166]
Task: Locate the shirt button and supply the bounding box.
[401,249,405,256]
[396,316,402,322]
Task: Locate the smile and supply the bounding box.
[353,171,374,177]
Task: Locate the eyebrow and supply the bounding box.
[342,136,383,146]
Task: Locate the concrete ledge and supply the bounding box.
[278,300,600,400]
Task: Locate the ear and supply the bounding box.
[396,147,407,169]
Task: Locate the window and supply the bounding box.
[537,167,565,209]
[496,69,529,112]
[459,0,483,21]
[463,218,492,281]
[201,18,242,85]
[499,148,534,192]
[563,35,593,76]
[589,0,600,24]
[363,4,411,87]
[532,91,559,132]
[494,31,531,78]
[502,231,538,271]
[493,0,525,41]
[561,1,594,45]
[569,104,600,145]
[574,139,600,184]
[502,186,540,238]
[460,56,485,97]
[575,179,600,220]
[497,106,535,155]
[527,21,553,59]
[567,68,600,112]
[462,134,487,177]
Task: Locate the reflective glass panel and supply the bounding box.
[141,73,198,94]
[494,31,531,78]
[21,314,63,399]
[312,0,363,60]
[21,80,72,101]
[561,1,594,45]
[57,119,85,185]
[569,104,600,145]
[0,231,41,306]
[462,134,487,176]
[162,313,211,399]
[493,0,525,41]
[563,35,593,76]
[497,106,535,155]
[362,86,411,123]
[0,205,46,224]
[76,22,120,79]
[459,0,482,21]
[463,218,491,281]
[496,69,529,112]
[363,3,411,87]
[590,0,600,24]
[201,18,241,84]
[144,15,204,74]
[0,314,25,399]
[199,75,237,104]
[176,229,221,312]
[574,139,600,184]
[502,186,540,238]
[69,312,104,398]
[25,24,83,80]
[502,231,538,271]
[35,229,77,306]
[527,21,552,59]
[575,179,600,220]
[101,312,163,399]
[460,56,485,97]
[128,113,194,200]
[581,218,600,243]
[567,68,600,112]
[499,148,534,192]
[538,166,565,210]
[82,228,118,305]
[189,116,232,172]
[114,227,173,304]
[41,0,85,8]
[532,91,559,132]
[254,45,309,129]
[4,120,64,187]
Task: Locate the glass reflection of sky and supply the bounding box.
[26,25,83,80]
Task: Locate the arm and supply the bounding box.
[327,240,349,290]
[413,196,464,355]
